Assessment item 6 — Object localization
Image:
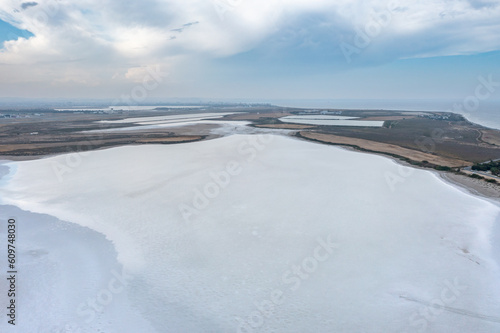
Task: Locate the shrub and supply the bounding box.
[434,165,451,171]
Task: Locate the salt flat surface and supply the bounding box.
[1,135,500,332]
[0,205,157,333]
[86,112,245,133]
[99,112,238,124]
[285,115,359,120]
[280,115,384,127]
[86,120,251,133]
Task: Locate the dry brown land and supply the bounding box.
[0,134,205,158]
[1,108,499,170]
[0,109,241,157]
[0,107,499,197]
[252,111,500,164]
[298,132,469,167]
[481,129,500,146]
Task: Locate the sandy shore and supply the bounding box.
[439,172,500,205]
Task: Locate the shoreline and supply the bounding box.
[356,147,500,205]
[0,158,157,332]
[291,132,500,204]
[0,204,156,332]
[438,171,500,205]
[1,132,500,332]
[2,127,499,205]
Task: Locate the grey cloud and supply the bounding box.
[171,21,200,33]
[21,2,38,10]
[467,0,498,9]
[103,0,175,27]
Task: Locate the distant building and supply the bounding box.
[419,114,450,120]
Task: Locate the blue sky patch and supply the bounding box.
[0,19,34,46]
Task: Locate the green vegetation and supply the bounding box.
[434,165,452,171]
[471,160,500,176]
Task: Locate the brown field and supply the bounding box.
[2,106,498,197]
[481,129,500,146]
[1,107,499,171]
[0,109,238,157]
[0,134,205,157]
[298,132,470,167]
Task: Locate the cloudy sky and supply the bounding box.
[0,0,500,100]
